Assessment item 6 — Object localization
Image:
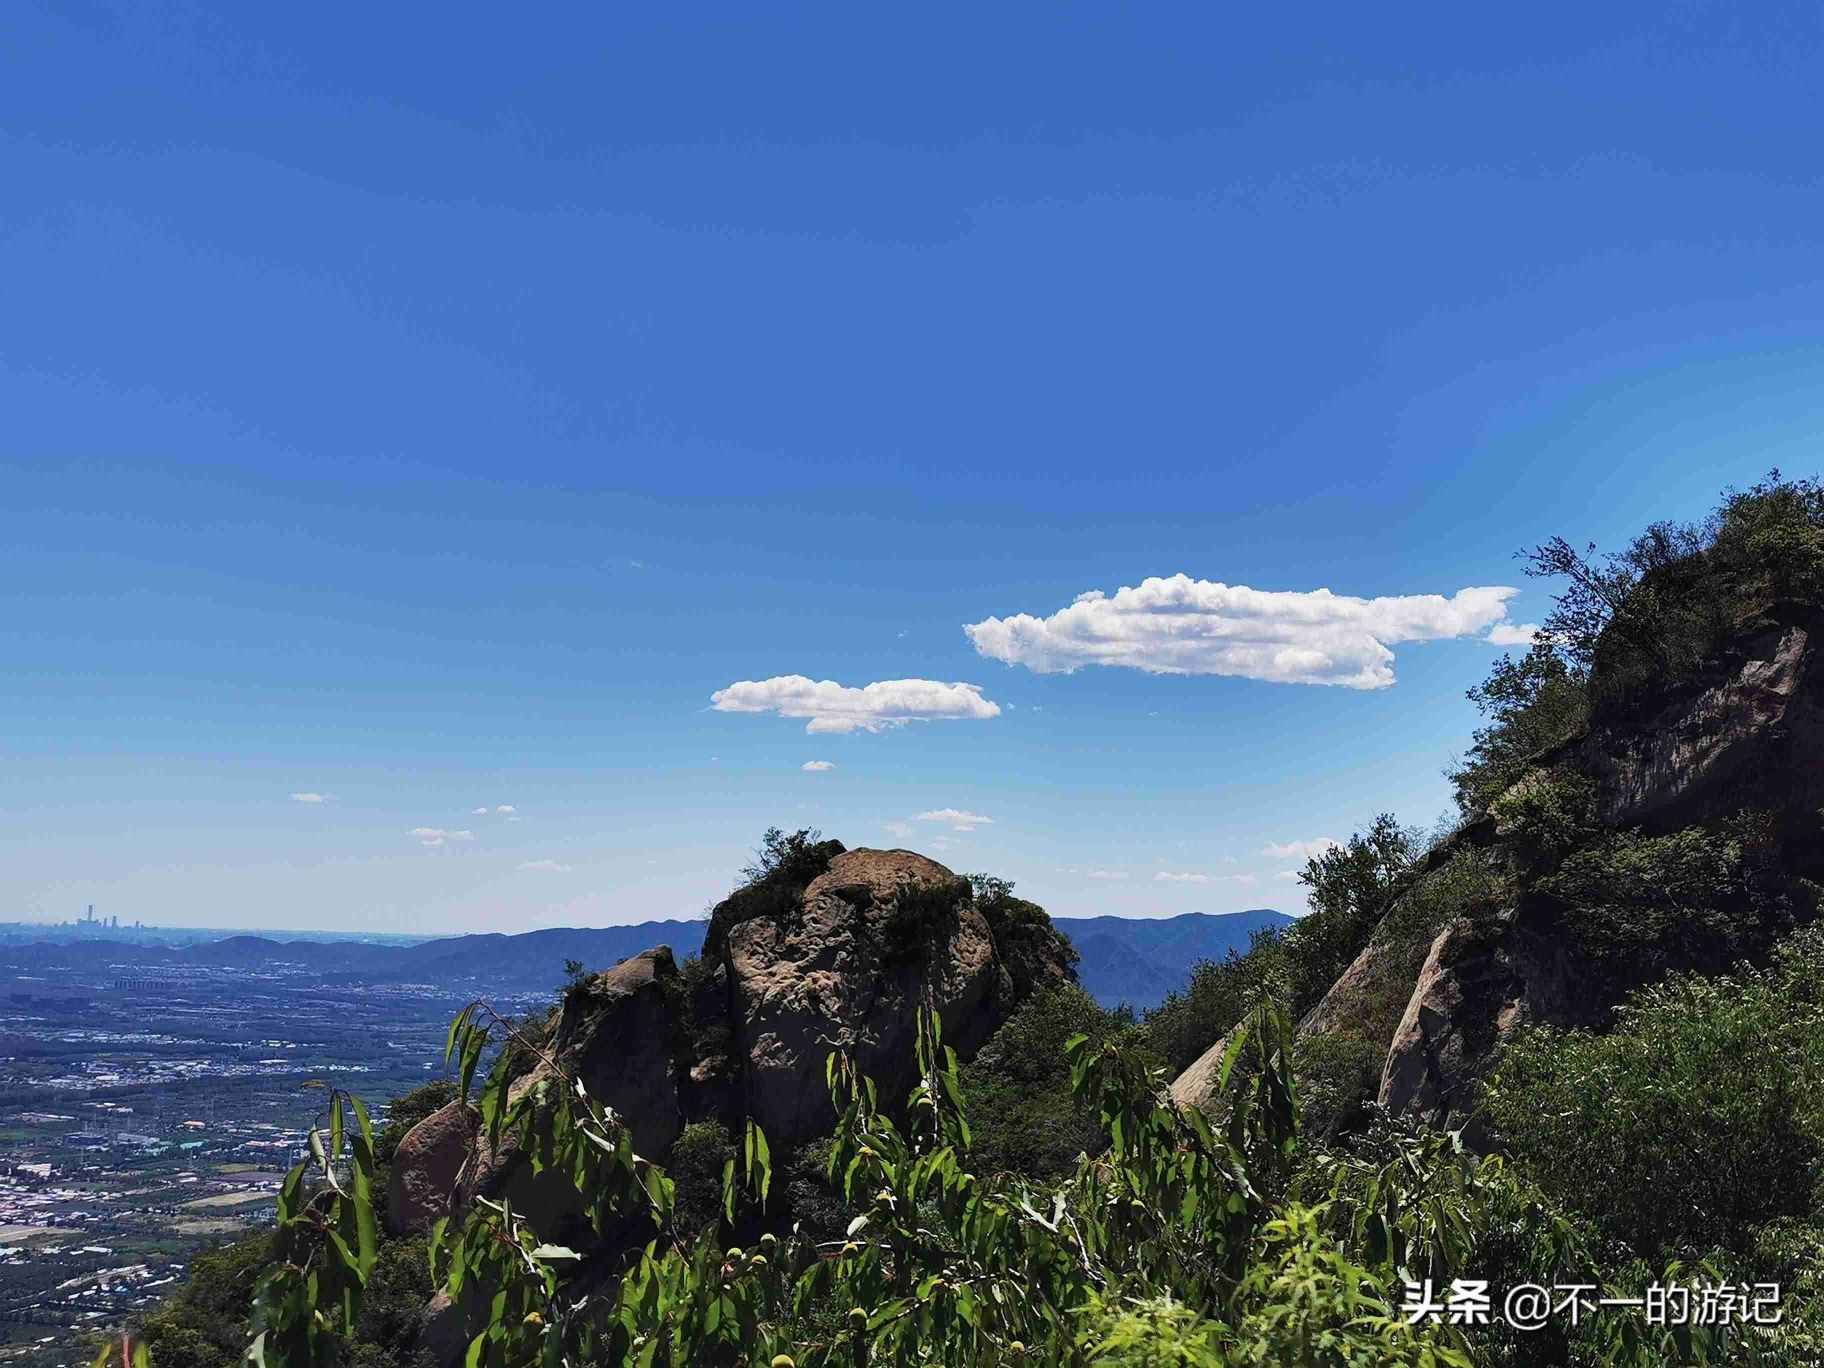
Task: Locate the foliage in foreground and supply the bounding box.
[127,983,1799,1368]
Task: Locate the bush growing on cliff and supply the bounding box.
[1284,814,1420,1020]
[1481,926,1824,1265]
[1453,472,1824,815]
[668,1120,737,1238]
[1542,811,1809,989]
[1140,929,1288,1076]
[1452,645,1591,816]
[706,826,846,954]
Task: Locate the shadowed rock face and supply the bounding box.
[1582,611,1824,836]
[1375,913,1601,1136]
[387,947,686,1243]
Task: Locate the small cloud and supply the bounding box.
[518,859,573,873]
[1155,871,1211,884]
[915,808,994,832]
[883,820,914,841]
[1487,622,1540,647]
[801,760,836,772]
[289,792,333,804]
[496,805,516,814]
[1086,869,1129,881]
[412,827,476,848]
[629,559,646,569]
[1262,837,1341,860]
[711,675,1001,734]
[471,807,489,815]
[1274,869,1303,882]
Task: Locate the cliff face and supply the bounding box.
[1173,602,1824,1135]
[389,846,1074,1239]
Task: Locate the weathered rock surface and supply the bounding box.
[397,847,1075,1269]
[1375,912,1599,1134]
[1169,1027,1238,1113]
[386,1101,479,1236]
[1175,608,1824,1133]
[469,946,687,1243]
[388,947,687,1245]
[727,848,1036,1148]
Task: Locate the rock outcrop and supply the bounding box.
[1375,911,1601,1132]
[387,946,687,1242]
[389,846,1075,1248]
[1169,603,1824,1135]
[1581,608,1824,837]
[727,848,1009,1148]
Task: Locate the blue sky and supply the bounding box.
[5,4,1824,932]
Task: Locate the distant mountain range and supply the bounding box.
[2,909,1292,1012]
[1054,910,1295,1009]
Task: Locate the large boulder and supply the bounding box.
[470,946,686,1242]
[385,1101,478,1236]
[726,848,1040,1149]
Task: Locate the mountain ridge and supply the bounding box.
[2,909,1291,1008]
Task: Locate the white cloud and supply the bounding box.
[801,760,836,772]
[1262,837,1341,860]
[711,675,1001,734]
[1086,869,1129,881]
[471,807,489,815]
[883,821,914,840]
[915,808,995,832]
[518,859,573,873]
[496,805,516,814]
[412,827,475,848]
[1487,622,1541,647]
[289,792,333,804]
[1274,869,1304,882]
[1156,870,1258,885]
[965,574,1520,689]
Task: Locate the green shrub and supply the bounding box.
[1487,767,1598,872]
[1452,644,1591,816]
[959,984,1134,1179]
[1542,812,1807,987]
[138,1233,275,1368]
[704,827,845,957]
[1481,927,1824,1263]
[669,1120,737,1237]
[1282,815,1420,1020]
[1290,1032,1385,1145]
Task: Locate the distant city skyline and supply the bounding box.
[6,6,1824,930]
